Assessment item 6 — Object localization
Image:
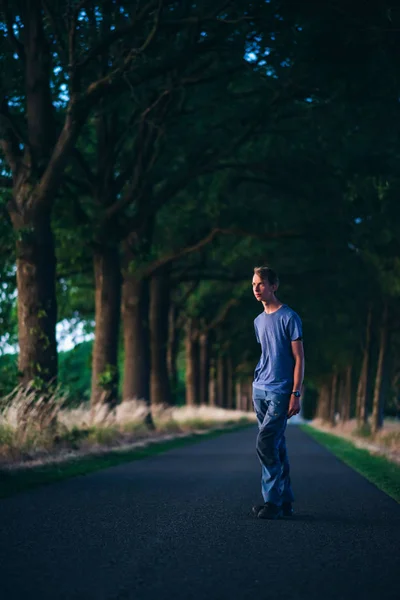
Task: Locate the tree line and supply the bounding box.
[1,1,399,430]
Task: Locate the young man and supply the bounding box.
[251,266,304,520]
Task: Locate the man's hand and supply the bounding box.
[287,396,301,418]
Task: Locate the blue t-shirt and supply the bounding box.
[253,304,303,394]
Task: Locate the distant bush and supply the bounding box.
[0,341,93,406]
[58,341,93,405]
[0,354,18,398]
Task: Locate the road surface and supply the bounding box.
[0,425,399,599]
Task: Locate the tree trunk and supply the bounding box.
[236,380,245,411]
[13,212,58,387]
[342,364,352,422]
[226,355,233,409]
[209,357,217,407]
[167,303,179,398]
[317,384,329,421]
[90,245,121,407]
[150,270,172,406]
[371,304,389,434]
[217,353,227,408]
[185,319,199,406]
[337,375,344,420]
[356,307,372,425]
[121,273,150,403]
[199,332,210,405]
[247,380,254,412]
[329,372,338,425]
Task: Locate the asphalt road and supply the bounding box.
[0,425,399,600]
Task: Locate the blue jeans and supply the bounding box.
[252,387,294,506]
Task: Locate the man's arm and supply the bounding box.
[288,340,305,418]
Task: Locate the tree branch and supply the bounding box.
[143,228,222,277]
[204,299,238,333]
[34,107,79,211]
[0,97,22,175]
[75,0,160,75]
[105,88,171,220]
[72,147,96,189]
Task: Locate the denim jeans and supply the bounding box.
[252,387,294,506]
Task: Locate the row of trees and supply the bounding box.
[1,1,400,429]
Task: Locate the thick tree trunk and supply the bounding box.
[167,303,179,398]
[7,7,57,389]
[90,245,121,407]
[150,270,172,406]
[199,332,210,405]
[356,307,372,425]
[371,304,389,434]
[121,273,150,403]
[185,319,199,406]
[13,212,58,387]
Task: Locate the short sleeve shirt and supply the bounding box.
[253,304,303,394]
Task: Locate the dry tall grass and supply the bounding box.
[0,386,255,466]
[310,417,400,464]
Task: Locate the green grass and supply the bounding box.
[0,423,253,500]
[301,424,400,503]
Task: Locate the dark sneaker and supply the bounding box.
[257,502,282,520]
[251,504,264,517]
[282,502,293,517]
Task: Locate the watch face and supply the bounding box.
[293,391,300,397]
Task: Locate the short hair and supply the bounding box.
[253,266,279,286]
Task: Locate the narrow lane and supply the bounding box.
[1,426,399,600]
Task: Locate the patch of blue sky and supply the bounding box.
[56,318,95,352]
[0,319,95,355]
[0,334,17,356]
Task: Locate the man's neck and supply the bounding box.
[263,297,283,314]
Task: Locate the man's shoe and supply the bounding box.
[257,502,282,520]
[282,502,293,517]
[251,504,264,517]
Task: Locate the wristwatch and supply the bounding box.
[291,391,301,397]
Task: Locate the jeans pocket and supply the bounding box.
[267,394,290,418]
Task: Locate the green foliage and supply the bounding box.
[0,354,18,398]
[97,364,118,389]
[58,342,93,405]
[352,422,372,439]
[1,0,400,417]
[302,425,400,503]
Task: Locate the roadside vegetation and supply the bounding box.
[302,424,400,503]
[0,383,255,468]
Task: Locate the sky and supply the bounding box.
[0,319,94,355]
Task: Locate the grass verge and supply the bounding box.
[301,424,400,503]
[0,423,252,500]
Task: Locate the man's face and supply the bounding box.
[252,274,277,303]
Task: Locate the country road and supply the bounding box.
[1,426,399,600]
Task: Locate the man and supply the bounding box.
[251,266,304,519]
